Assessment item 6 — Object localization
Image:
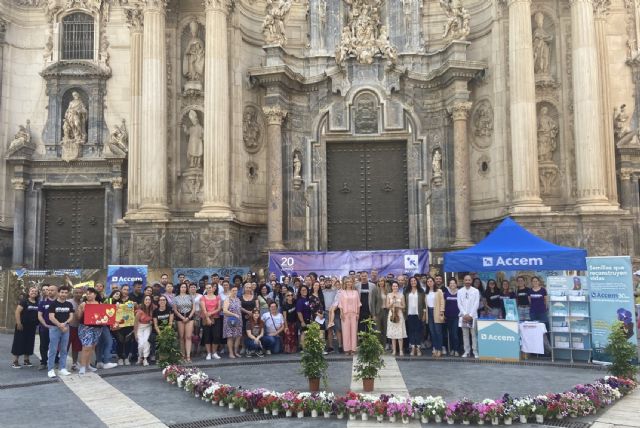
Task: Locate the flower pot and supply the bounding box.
[402,416,410,424]
[272,409,279,416]
[556,414,563,420]
[239,407,246,413]
[337,412,344,419]
[463,420,470,425]
[311,410,318,418]
[504,417,512,425]
[570,413,577,418]
[218,401,225,407]
[297,411,304,418]
[478,420,484,425]
[389,415,397,423]
[491,417,499,425]
[228,403,234,410]
[535,415,544,423]
[349,414,356,421]
[377,415,384,422]
[211,401,218,406]
[363,378,375,392]
[519,415,527,423]
[308,377,320,392]
[435,415,442,423]
[362,413,369,421]
[324,411,331,418]
[421,415,429,423]
[286,410,292,417]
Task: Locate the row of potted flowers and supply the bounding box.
[162,365,636,425]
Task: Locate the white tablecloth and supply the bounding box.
[519,322,547,354]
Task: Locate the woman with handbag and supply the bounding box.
[386,281,407,356]
[200,283,222,360]
[223,285,243,358]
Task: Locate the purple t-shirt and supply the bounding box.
[443,289,459,319]
[295,297,311,323]
[529,287,547,315]
[38,298,55,327]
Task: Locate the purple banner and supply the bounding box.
[268,249,429,280]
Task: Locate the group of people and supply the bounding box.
[9,270,550,375]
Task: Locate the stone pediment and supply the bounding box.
[40,61,111,80]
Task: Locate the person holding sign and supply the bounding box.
[76,287,102,375]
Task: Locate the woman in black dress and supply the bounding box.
[11,286,40,368]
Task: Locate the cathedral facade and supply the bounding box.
[0,0,639,269]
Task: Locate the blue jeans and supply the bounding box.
[48,327,69,371]
[260,335,282,354]
[427,308,443,351]
[406,315,423,347]
[95,326,112,364]
[244,337,263,352]
[445,317,460,354]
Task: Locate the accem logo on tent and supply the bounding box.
[481,256,543,267]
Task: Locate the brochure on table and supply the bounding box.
[547,275,591,360]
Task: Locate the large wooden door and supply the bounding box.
[43,189,105,268]
[326,141,408,250]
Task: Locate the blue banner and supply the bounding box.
[107,265,148,295]
[268,249,429,280]
[587,256,638,362]
[477,320,520,361]
[172,267,251,285]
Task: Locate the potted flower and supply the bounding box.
[156,325,183,368]
[533,395,548,423]
[317,392,334,418]
[425,396,446,423]
[346,398,361,420]
[373,399,388,422]
[474,402,489,425]
[280,391,297,417]
[299,323,327,392]
[360,398,374,421]
[354,318,385,392]
[233,391,249,412]
[484,399,503,425]
[332,395,347,419]
[514,396,533,423]
[502,402,516,425]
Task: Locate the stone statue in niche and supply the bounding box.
[318,0,327,50]
[614,104,631,141]
[432,148,443,185]
[183,110,204,169]
[532,12,552,76]
[61,91,87,162]
[263,0,292,46]
[183,20,205,93]
[402,0,412,42]
[7,120,32,156]
[104,119,128,157]
[336,0,397,65]
[440,0,470,41]
[292,151,303,190]
[537,106,558,163]
[242,106,263,153]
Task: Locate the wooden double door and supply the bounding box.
[326,141,409,250]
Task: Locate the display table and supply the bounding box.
[519,321,547,355]
[477,319,520,362]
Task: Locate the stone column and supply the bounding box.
[124,6,143,214]
[570,0,611,209]
[450,102,473,247]
[136,0,169,218]
[507,0,545,210]
[111,178,124,264]
[263,105,288,250]
[593,2,618,204]
[11,178,26,267]
[196,0,234,219]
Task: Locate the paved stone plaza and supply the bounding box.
[1,332,638,428]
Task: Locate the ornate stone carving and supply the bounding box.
[111,177,124,190]
[623,0,639,60]
[292,150,303,190]
[353,92,379,134]
[124,5,144,32]
[182,169,202,203]
[203,0,233,13]
[242,105,264,154]
[7,120,33,156]
[11,178,27,191]
[263,0,292,46]
[263,105,288,125]
[449,101,472,121]
[471,100,493,149]
[318,0,327,50]
[537,105,558,163]
[439,0,470,41]
[614,104,632,141]
[335,0,397,66]
[183,20,204,94]
[533,12,553,77]
[403,0,413,43]
[246,161,259,183]
[431,147,443,185]
[61,91,88,162]
[104,119,128,157]
[183,110,204,169]
[135,234,159,266]
[593,0,611,17]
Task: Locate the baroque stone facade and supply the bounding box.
[0,0,639,269]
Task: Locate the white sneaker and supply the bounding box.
[441,349,447,356]
[212,353,221,360]
[474,354,480,359]
[205,353,212,360]
[59,368,71,376]
[71,363,78,371]
[88,365,97,372]
[78,367,86,375]
[118,359,124,366]
[103,362,118,369]
[461,352,469,358]
[96,362,104,369]
[47,369,56,378]
[142,359,149,366]
[124,359,130,366]
[266,350,271,355]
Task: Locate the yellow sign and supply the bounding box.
[73,280,95,289]
[116,301,135,327]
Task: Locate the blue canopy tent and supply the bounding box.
[444,217,587,272]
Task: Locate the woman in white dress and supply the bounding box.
[386,281,407,356]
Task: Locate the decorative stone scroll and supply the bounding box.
[335,0,397,66]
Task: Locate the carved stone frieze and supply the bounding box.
[242,105,264,153]
[471,100,493,149]
[263,0,292,46]
[353,92,379,134]
[439,0,470,41]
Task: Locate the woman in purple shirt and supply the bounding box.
[443,278,460,356]
[528,276,548,324]
[295,285,311,347]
